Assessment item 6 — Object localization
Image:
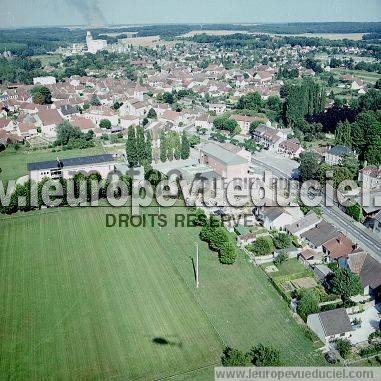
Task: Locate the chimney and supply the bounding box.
[337,236,342,244]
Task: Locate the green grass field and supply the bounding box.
[270,258,311,279]
[0,146,105,184]
[32,54,63,66]
[0,206,324,380]
[331,68,381,85]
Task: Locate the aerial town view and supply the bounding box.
[0,1,381,380]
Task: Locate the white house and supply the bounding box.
[35,109,63,138]
[208,103,226,115]
[307,308,353,346]
[358,166,381,190]
[256,206,295,230]
[120,115,140,129]
[33,76,56,85]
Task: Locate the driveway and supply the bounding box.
[349,304,381,345]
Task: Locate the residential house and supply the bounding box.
[122,100,150,117]
[70,116,97,134]
[322,233,358,262]
[59,104,80,120]
[358,166,381,190]
[298,247,324,265]
[278,139,304,158]
[195,113,214,130]
[33,76,56,85]
[324,145,354,165]
[301,221,340,252]
[364,209,381,235]
[35,109,63,138]
[286,211,322,237]
[160,110,184,126]
[237,231,270,246]
[82,106,119,126]
[120,115,140,129]
[252,124,286,150]
[347,252,381,299]
[17,122,37,138]
[307,308,353,346]
[256,206,295,230]
[0,118,14,132]
[0,129,24,145]
[230,114,256,135]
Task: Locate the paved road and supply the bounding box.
[251,156,381,260]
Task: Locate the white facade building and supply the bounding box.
[86,31,108,54]
[28,154,116,182]
[33,76,56,85]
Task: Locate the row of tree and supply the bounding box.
[159,130,190,163]
[283,78,327,126]
[125,125,153,167]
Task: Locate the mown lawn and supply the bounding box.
[270,258,311,278]
[0,206,325,380]
[0,146,104,184]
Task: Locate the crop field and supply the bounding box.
[0,206,324,380]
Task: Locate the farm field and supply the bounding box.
[0,206,325,380]
[0,146,105,183]
[331,68,381,85]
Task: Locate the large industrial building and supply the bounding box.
[28,154,116,182]
[199,142,250,180]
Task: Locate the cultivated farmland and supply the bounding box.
[0,206,324,380]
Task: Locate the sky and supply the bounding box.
[1,0,380,28]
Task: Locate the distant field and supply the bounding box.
[0,206,325,380]
[331,68,381,84]
[119,35,162,46]
[32,54,62,66]
[0,146,105,183]
[290,33,365,41]
[182,30,250,37]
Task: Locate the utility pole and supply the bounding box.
[195,242,199,288]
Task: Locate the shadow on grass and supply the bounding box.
[152,337,183,348]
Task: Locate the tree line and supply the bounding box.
[159,130,190,163]
[125,125,153,168]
